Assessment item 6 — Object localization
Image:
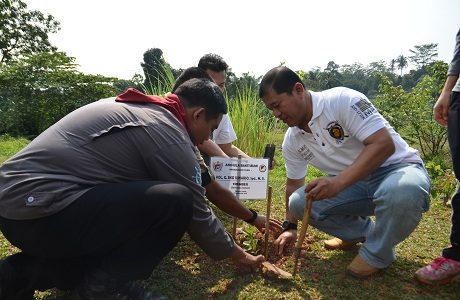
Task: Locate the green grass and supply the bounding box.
[228,85,278,156]
[0,134,29,164]
[1,136,459,299]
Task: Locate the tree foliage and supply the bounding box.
[113,73,144,94]
[396,55,408,76]
[409,43,438,69]
[338,63,368,94]
[372,75,408,132]
[404,61,448,159]
[373,61,449,161]
[225,71,260,100]
[141,48,175,92]
[319,61,342,89]
[0,0,60,64]
[0,52,116,136]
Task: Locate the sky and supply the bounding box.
[26,0,460,80]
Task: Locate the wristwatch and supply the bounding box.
[243,209,258,224]
[282,220,297,232]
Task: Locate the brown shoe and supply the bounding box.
[324,237,360,250]
[346,255,380,279]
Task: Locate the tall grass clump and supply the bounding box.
[140,64,278,158]
[142,62,175,96]
[227,85,278,157]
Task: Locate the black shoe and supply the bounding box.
[119,281,167,300]
[0,257,35,300]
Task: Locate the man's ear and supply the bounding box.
[192,107,206,120]
[293,82,304,95]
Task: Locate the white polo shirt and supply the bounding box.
[282,87,422,179]
[213,114,237,144]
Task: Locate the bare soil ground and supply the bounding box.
[235,228,314,278]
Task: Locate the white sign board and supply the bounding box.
[209,157,269,200]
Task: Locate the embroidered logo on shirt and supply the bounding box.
[351,98,376,120]
[325,121,348,144]
[297,144,314,161]
[193,166,202,185]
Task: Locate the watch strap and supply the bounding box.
[282,221,297,232]
[243,208,258,224]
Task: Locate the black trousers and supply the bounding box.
[443,91,460,261]
[0,181,193,290]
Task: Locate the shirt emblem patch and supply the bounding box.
[351,98,376,120]
[325,121,348,143]
[193,166,202,185]
[297,144,314,161]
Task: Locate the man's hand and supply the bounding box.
[274,230,296,255]
[269,158,276,170]
[230,245,265,272]
[433,91,450,126]
[252,215,282,233]
[433,75,459,126]
[305,176,343,201]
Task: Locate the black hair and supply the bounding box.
[171,67,212,93]
[198,53,228,72]
[174,78,227,120]
[258,66,305,99]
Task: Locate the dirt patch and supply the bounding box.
[235,227,313,277]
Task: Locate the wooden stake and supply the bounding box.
[292,194,314,276]
[264,186,272,258]
[233,155,242,238]
[232,217,237,238]
[262,261,292,279]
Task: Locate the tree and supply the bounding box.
[403,61,448,159]
[364,61,393,97]
[396,55,408,76]
[113,73,144,94]
[140,48,174,93]
[0,52,116,136]
[400,67,429,91]
[0,0,60,64]
[225,71,260,100]
[318,61,342,89]
[372,75,408,132]
[366,61,388,75]
[389,59,396,74]
[409,43,438,69]
[373,61,449,161]
[339,63,369,95]
[301,66,324,91]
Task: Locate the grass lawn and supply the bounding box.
[1,135,459,299]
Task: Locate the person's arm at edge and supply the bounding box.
[434,28,460,126]
[205,180,282,232]
[218,143,250,158]
[230,243,265,271]
[273,176,304,254]
[206,180,252,219]
[147,143,235,260]
[285,177,306,222]
[434,75,459,126]
[195,143,253,225]
[213,114,245,158]
[306,128,395,200]
[198,139,229,157]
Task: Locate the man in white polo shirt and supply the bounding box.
[197,54,250,162]
[259,66,431,278]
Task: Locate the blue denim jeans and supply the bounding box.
[289,163,431,269]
